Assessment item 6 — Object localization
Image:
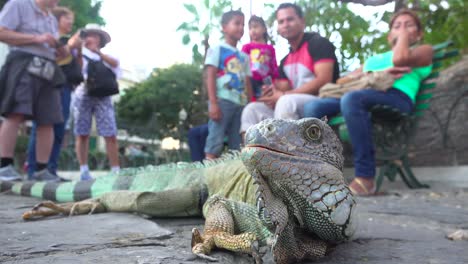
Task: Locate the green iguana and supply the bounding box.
[0,118,357,264]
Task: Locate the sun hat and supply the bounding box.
[80,23,111,48]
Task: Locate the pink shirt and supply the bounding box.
[242,42,279,82]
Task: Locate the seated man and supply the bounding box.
[240,3,339,135]
[303,9,433,196]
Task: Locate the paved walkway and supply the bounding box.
[1,166,468,264]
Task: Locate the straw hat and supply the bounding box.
[80,23,111,48]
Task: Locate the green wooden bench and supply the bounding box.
[328,41,459,191]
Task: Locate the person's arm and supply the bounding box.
[336,66,364,84]
[274,79,291,92]
[392,32,433,67]
[0,27,58,47]
[67,31,82,50]
[205,65,222,121]
[285,61,335,95]
[242,52,253,101]
[96,50,119,68]
[244,77,253,102]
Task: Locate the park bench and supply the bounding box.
[328,41,459,191]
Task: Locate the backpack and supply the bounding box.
[83,54,119,97]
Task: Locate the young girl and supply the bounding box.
[242,15,279,101]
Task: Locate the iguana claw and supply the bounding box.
[193,253,218,262]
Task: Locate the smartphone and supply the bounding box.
[263,76,272,85]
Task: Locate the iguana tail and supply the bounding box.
[0,161,208,203]
[0,153,245,203]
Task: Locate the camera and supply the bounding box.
[79,30,87,39]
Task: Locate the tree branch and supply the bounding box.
[338,0,395,6]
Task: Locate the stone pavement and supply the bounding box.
[1,166,468,264]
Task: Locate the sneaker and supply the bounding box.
[80,171,93,181]
[33,169,64,182]
[0,165,22,181]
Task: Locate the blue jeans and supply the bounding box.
[304,88,413,178]
[204,99,243,156]
[342,88,413,178]
[303,97,341,119]
[27,84,72,178]
[188,124,208,162]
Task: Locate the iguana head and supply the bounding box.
[241,118,357,263]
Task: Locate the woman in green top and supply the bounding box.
[303,9,433,195]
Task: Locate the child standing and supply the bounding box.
[204,10,252,160]
[242,15,279,100]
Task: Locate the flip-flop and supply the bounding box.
[349,178,376,196]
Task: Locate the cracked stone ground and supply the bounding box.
[1,183,468,263]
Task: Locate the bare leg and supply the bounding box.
[205,153,217,160]
[0,113,24,157]
[75,135,89,166]
[35,125,54,163]
[104,136,119,167]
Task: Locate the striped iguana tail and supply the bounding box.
[0,156,237,203]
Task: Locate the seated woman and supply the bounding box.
[303,9,433,195]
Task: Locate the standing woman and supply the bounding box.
[27,6,82,179]
[71,24,121,180]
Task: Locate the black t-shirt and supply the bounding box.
[278,32,340,92]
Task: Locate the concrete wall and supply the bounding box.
[409,56,468,166]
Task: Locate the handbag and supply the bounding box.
[61,56,84,85]
[319,71,395,98]
[83,55,119,97]
[27,56,55,81]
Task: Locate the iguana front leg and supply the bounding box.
[191,200,263,263]
[22,199,106,220]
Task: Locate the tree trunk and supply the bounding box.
[394,0,407,12]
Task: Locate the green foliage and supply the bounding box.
[116,64,206,141]
[414,0,467,54]
[177,0,234,65]
[297,0,376,71]
[59,0,105,30]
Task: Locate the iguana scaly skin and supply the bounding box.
[242,118,356,263]
[0,118,357,263]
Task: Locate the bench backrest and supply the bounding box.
[413,41,459,117]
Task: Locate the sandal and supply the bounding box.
[349,177,376,196]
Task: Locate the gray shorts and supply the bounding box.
[73,93,117,137]
[10,71,63,125]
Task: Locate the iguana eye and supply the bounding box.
[305,124,321,141]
